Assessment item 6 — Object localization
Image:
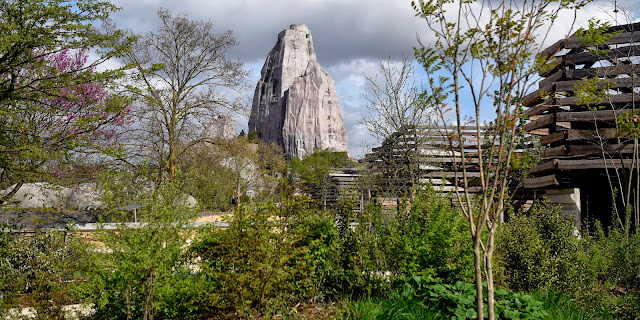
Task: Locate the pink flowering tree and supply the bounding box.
[0,49,131,203]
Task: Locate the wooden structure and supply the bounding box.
[305,167,371,210]
[363,125,497,196]
[523,22,640,226]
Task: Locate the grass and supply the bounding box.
[343,291,443,320]
[343,289,613,320]
[533,290,614,320]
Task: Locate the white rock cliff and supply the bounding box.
[248,24,348,158]
[201,113,236,141]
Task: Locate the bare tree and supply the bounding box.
[123,9,249,181]
[413,0,588,318]
[361,57,434,196]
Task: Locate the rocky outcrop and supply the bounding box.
[0,182,197,211]
[283,61,348,157]
[66,184,103,210]
[248,24,348,158]
[0,182,104,210]
[202,113,236,141]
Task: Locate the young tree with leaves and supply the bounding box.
[0,0,131,202]
[289,149,351,208]
[123,9,249,182]
[181,137,286,209]
[413,0,590,318]
[86,176,201,320]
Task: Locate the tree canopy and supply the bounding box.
[122,9,249,181]
[0,0,131,201]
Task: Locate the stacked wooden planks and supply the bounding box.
[363,125,491,196]
[524,22,640,189]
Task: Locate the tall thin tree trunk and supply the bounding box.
[473,235,484,320]
[486,228,498,320]
[144,272,155,320]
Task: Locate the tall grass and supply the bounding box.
[534,290,614,320]
[344,289,611,320]
[344,292,443,320]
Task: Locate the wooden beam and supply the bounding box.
[555,77,640,93]
[528,128,549,136]
[541,145,567,158]
[424,171,482,178]
[540,131,567,145]
[565,64,639,80]
[539,57,563,77]
[525,99,558,117]
[524,114,554,132]
[529,159,559,174]
[564,31,640,49]
[523,88,545,107]
[556,159,634,170]
[555,109,631,122]
[608,22,640,33]
[539,70,564,89]
[556,93,640,107]
[540,39,566,59]
[566,128,618,140]
[524,175,559,189]
[568,144,635,156]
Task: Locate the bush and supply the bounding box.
[329,186,473,298]
[497,200,600,294]
[193,191,339,316]
[591,219,640,318]
[81,180,203,320]
[0,227,89,318]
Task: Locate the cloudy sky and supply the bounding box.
[110,0,639,158]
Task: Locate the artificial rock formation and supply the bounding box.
[248,24,348,158]
[201,113,236,141]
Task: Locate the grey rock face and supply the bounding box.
[248,24,348,158]
[0,182,105,210]
[0,183,71,209]
[202,113,236,141]
[283,61,348,158]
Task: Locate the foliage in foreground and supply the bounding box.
[5,187,640,319]
[189,185,473,317]
[498,200,640,318]
[193,190,339,316]
[0,227,89,318]
[345,288,612,320]
[497,201,597,294]
[345,276,547,320]
[329,186,473,299]
[80,179,205,320]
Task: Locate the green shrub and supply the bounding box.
[604,224,640,290]
[329,186,473,298]
[590,219,640,318]
[497,200,600,294]
[0,227,89,318]
[329,195,396,298]
[398,187,474,283]
[81,180,202,320]
[193,191,339,316]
